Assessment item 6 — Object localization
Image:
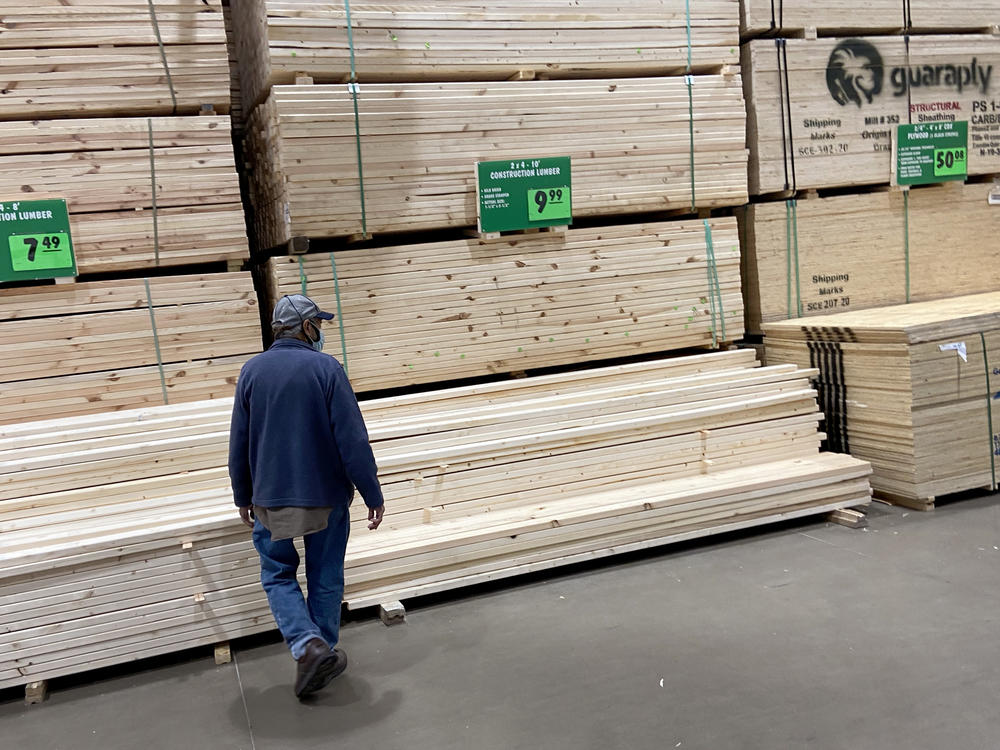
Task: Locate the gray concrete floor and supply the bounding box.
[2,494,999,750]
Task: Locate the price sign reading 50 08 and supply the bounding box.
[934,147,967,177]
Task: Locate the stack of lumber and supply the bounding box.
[267,219,744,390]
[245,76,748,246]
[741,182,1000,332]
[231,0,740,111]
[0,351,872,689]
[765,293,1000,507]
[222,0,244,132]
[0,272,259,425]
[744,35,1000,194]
[741,1,1000,36]
[0,116,247,272]
[0,1,229,120]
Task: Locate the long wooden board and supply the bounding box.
[0,352,870,688]
[741,182,1000,332]
[266,219,744,391]
[764,292,1000,502]
[244,76,748,246]
[744,35,1000,195]
[0,273,260,425]
[231,0,740,110]
[0,116,247,271]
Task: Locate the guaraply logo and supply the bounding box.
[826,38,993,107]
[826,40,884,107]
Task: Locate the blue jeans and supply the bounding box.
[251,505,350,660]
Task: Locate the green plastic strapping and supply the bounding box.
[143,278,170,405]
[147,118,161,267]
[903,189,911,303]
[344,0,369,238]
[686,75,696,212]
[329,252,350,377]
[685,0,692,72]
[703,219,726,347]
[297,255,308,295]
[980,332,997,489]
[784,198,802,318]
[146,0,178,114]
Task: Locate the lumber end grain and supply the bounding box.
[214,643,232,665]
[24,681,48,705]
[826,508,868,529]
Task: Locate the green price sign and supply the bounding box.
[0,199,76,283]
[527,186,571,221]
[934,147,968,177]
[477,157,572,233]
[896,121,968,185]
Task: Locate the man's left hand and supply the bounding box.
[239,506,254,528]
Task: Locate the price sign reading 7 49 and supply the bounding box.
[0,198,76,283]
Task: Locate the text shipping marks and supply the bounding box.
[0,199,76,283]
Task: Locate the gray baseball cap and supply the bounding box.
[272,294,334,331]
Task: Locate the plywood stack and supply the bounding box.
[230,1,740,111]
[744,35,1000,195]
[764,293,1000,508]
[741,1,1000,37]
[0,350,872,689]
[740,182,1000,333]
[244,76,748,247]
[266,219,744,390]
[0,273,259,425]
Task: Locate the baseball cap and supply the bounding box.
[272,294,334,331]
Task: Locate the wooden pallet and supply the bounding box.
[0,1,230,119]
[744,35,1000,195]
[0,116,247,272]
[0,273,260,425]
[764,292,1000,503]
[0,351,871,690]
[741,182,1000,333]
[230,0,740,110]
[266,219,744,391]
[244,75,748,247]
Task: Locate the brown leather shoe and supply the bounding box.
[294,640,348,699]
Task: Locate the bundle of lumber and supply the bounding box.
[765,293,1000,508]
[230,0,740,111]
[0,351,871,689]
[267,219,744,391]
[0,1,229,119]
[741,1,1000,36]
[244,76,748,246]
[744,35,1000,195]
[0,272,260,425]
[741,182,1000,333]
[0,116,247,272]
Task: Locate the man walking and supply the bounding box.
[228,294,385,699]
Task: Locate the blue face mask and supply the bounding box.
[311,328,325,353]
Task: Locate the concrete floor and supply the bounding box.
[2,493,999,750]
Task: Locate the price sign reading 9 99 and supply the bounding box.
[0,199,76,283]
[527,186,572,222]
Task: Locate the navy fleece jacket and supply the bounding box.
[228,338,384,510]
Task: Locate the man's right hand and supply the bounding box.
[368,504,385,530]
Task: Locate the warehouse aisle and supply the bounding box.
[2,495,998,750]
